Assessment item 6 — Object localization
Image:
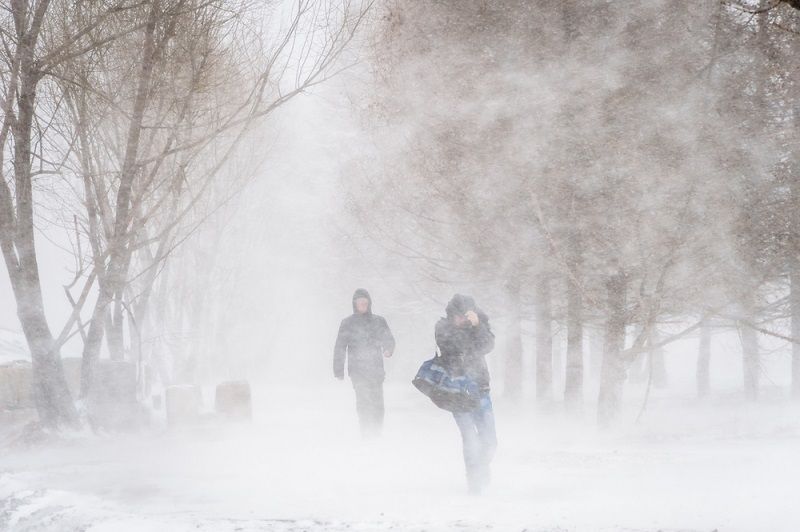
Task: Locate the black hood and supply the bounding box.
[352,288,372,314]
[446,293,476,318]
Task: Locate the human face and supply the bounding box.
[355,297,370,314]
[452,313,468,327]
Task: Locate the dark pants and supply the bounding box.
[453,392,497,493]
[351,377,384,437]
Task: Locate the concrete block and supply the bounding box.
[0,361,33,410]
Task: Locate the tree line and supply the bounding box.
[342,0,800,425]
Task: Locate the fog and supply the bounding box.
[2,1,800,531]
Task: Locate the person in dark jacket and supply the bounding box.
[334,288,395,437]
[435,293,496,494]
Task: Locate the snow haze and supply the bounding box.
[2,1,800,531]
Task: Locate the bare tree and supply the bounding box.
[0,0,152,426]
[0,0,372,425]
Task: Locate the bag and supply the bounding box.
[412,351,481,412]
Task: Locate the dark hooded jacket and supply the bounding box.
[333,289,396,381]
[435,294,495,389]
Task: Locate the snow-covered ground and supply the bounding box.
[1,380,798,532]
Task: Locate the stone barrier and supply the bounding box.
[0,361,33,410]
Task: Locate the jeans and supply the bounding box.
[351,377,384,437]
[453,392,496,492]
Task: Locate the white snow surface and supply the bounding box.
[1,381,798,532]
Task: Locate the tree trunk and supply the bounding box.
[14,275,77,426]
[80,5,159,395]
[151,262,175,387]
[504,275,524,401]
[649,328,667,388]
[564,271,584,407]
[2,198,76,425]
[790,159,800,399]
[0,25,77,426]
[697,321,711,398]
[535,275,553,402]
[627,325,647,384]
[552,332,563,395]
[106,296,126,361]
[81,287,113,397]
[597,272,627,428]
[740,297,759,401]
[588,329,603,382]
[792,244,800,399]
